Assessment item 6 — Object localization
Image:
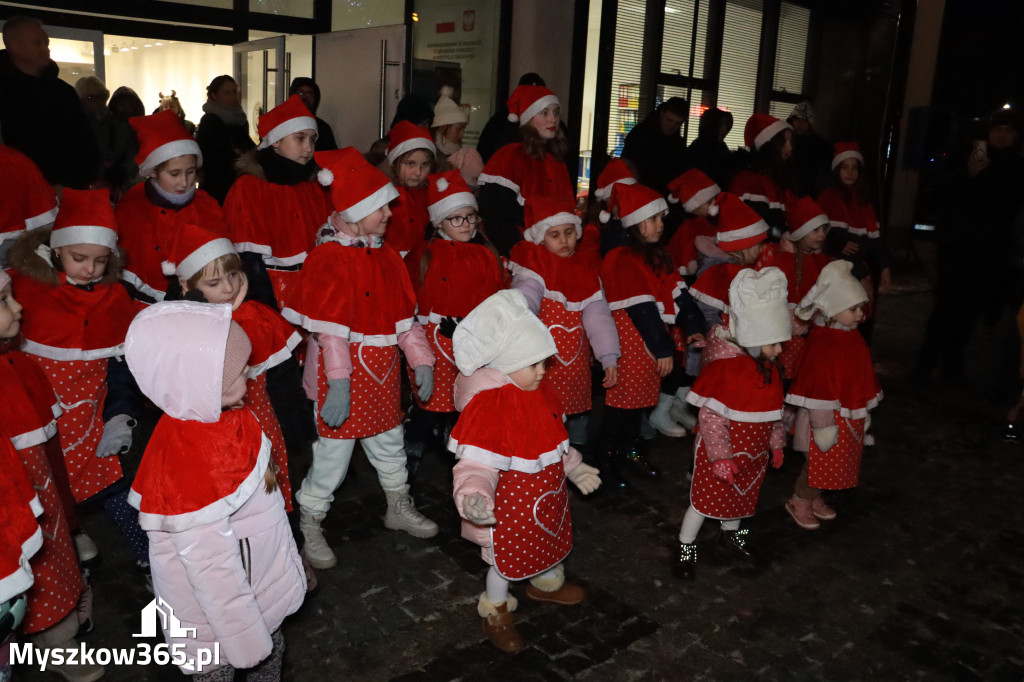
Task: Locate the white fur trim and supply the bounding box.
[689,288,729,313]
[337,183,400,223]
[594,177,635,201]
[518,94,560,127]
[507,263,604,309]
[831,150,864,170]
[10,417,58,450]
[386,136,436,164]
[175,237,235,281]
[49,225,117,250]
[621,198,669,227]
[451,437,569,474]
[428,191,477,226]
[522,212,581,244]
[607,293,657,311]
[122,270,167,301]
[717,219,769,244]
[318,168,335,186]
[138,139,202,178]
[753,119,791,150]
[281,308,412,347]
[0,526,42,600]
[25,206,58,230]
[476,173,523,204]
[785,391,882,419]
[263,252,307,268]
[785,213,830,242]
[257,116,316,149]
[247,331,302,378]
[685,391,783,422]
[682,184,721,214]
[21,339,123,361]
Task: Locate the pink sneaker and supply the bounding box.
[810,496,837,521]
[785,496,820,530]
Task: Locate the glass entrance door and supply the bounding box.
[233,36,287,143]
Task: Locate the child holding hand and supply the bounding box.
[450,290,601,653]
[784,260,882,529]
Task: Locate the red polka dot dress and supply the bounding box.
[233,300,302,512]
[405,237,505,413]
[0,348,81,634]
[685,333,785,520]
[450,381,573,580]
[601,245,686,410]
[12,271,140,502]
[283,239,418,439]
[786,324,882,490]
[509,227,606,416]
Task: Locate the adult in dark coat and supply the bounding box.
[914,108,1024,388]
[621,96,690,195]
[195,75,256,205]
[686,107,735,187]
[785,101,834,198]
[289,77,338,152]
[0,17,100,190]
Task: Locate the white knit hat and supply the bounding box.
[795,260,868,321]
[728,266,792,347]
[452,290,556,375]
[432,86,468,128]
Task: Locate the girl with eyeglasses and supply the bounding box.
[402,170,506,475]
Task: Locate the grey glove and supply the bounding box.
[96,414,136,457]
[320,378,351,428]
[414,364,434,403]
[463,493,497,526]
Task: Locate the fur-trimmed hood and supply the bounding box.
[8,227,123,286]
[235,149,266,180]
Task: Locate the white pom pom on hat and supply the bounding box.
[599,210,611,223]
[318,168,335,187]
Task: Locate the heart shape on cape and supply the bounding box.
[842,416,864,445]
[729,449,769,496]
[431,324,457,367]
[548,323,584,367]
[357,343,398,386]
[533,479,569,538]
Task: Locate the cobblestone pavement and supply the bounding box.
[17,253,1024,681]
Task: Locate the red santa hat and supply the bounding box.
[506,85,559,126]
[729,266,792,348]
[832,141,864,170]
[784,197,830,242]
[49,188,118,250]
[712,192,768,252]
[130,109,203,178]
[386,121,436,164]
[427,170,476,227]
[523,195,581,245]
[594,158,636,201]
[315,147,398,223]
[256,94,316,150]
[600,182,668,227]
[666,169,721,213]
[744,113,791,151]
[161,223,236,281]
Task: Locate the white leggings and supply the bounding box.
[678,504,740,543]
[484,565,560,604]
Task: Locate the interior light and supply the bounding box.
[1004,103,1012,109]
[155,42,163,46]
[411,12,418,21]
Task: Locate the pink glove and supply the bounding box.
[771,448,784,469]
[711,459,739,485]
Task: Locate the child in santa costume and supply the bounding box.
[6,189,150,572]
[666,168,721,278]
[478,85,575,256]
[223,94,331,310]
[449,289,602,654]
[754,196,833,380]
[0,144,57,266]
[403,170,505,474]
[383,121,435,258]
[0,272,99,681]
[115,109,228,303]
[510,193,620,449]
[817,142,893,324]
[125,301,305,679]
[675,267,791,580]
[729,114,796,238]
[599,182,705,480]
[282,147,439,570]
[163,224,302,512]
[784,260,882,530]
[590,158,636,253]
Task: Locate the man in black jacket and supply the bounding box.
[621,97,689,195]
[0,16,100,190]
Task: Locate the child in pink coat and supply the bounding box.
[450,290,601,653]
[126,301,305,680]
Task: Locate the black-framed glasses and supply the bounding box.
[445,212,481,227]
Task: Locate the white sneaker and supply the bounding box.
[384,486,439,538]
[649,393,687,438]
[299,509,338,569]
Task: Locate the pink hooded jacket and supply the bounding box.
[125,302,305,674]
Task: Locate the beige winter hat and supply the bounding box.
[796,260,868,321]
[728,266,792,347]
[432,86,468,128]
[453,290,556,376]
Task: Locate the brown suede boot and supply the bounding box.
[479,594,524,654]
[525,564,585,605]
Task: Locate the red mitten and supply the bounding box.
[711,459,739,485]
[771,448,784,469]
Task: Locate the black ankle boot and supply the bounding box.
[599,448,630,489]
[673,541,697,580]
[717,528,756,561]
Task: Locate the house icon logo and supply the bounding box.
[134,597,197,638]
